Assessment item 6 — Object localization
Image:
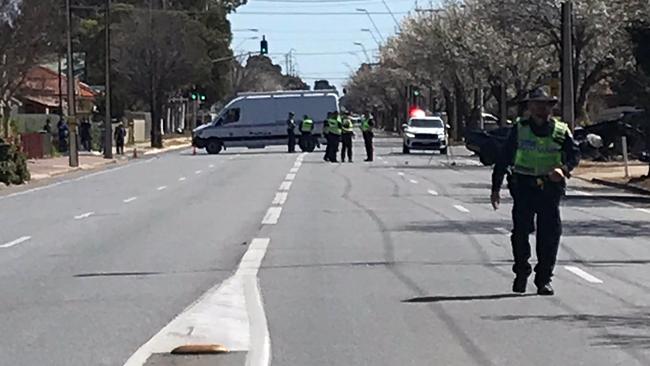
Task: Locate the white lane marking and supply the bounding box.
[0,157,156,201]
[279,181,292,191]
[636,208,650,214]
[195,170,202,175]
[409,179,419,184]
[289,167,299,173]
[157,186,167,191]
[285,173,296,181]
[377,156,384,160]
[494,227,511,235]
[74,211,94,220]
[209,164,215,168]
[397,172,405,176]
[427,189,439,196]
[293,162,302,168]
[383,161,389,164]
[610,200,632,208]
[178,177,187,182]
[0,236,31,249]
[123,197,137,203]
[272,192,288,205]
[262,207,282,225]
[123,238,271,366]
[572,190,593,196]
[564,266,604,284]
[453,204,470,213]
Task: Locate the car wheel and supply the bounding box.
[206,140,223,154]
[440,147,448,155]
[403,144,410,154]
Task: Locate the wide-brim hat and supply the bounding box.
[522,88,559,103]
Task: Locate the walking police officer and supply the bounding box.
[361,111,375,161]
[287,112,296,153]
[325,111,342,163]
[490,88,580,296]
[340,113,354,162]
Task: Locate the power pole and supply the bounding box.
[104,0,113,158]
[65,0,79,167]
[561,1,575,130]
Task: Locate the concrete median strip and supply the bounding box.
[0,236,31,249]
[123,238,271,366]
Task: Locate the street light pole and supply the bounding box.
[104,0,113,158]
[65,0,79,167]
[353,42,371,63]
[361,28,381,47]
[561,0,575,130]
[356,9,385,42]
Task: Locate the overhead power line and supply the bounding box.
[267,49,378,56]
[235,10,407,15]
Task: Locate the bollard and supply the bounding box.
[192,146,196,156]
[622,136,629,178]
[132,147,138,159]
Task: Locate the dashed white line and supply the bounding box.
[195,170,202,175]
[279,181,292,191]
[285,173,296,181]
[636,208,650,214]
[261,207,282,225]
[0,236,31,249]
[290,167,299,173]
[397,172,405,176]
[272,192,288,205]
[123,196,137,203]
[208,164,215,168]
[178,177,187,182]
[409,179,419,184]
[494,227,511,235]
[427,189,439,196]
[157,186,167,191]
[453,204,470,213]
[293,162,302,168]
[74,211,95,220]
[383,161,389,164]
[564,266,604,284]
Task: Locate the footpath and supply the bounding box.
[573,160,650,194]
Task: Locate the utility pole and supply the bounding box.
[65,0,79,167]
[561,1,575,130]
[499,71,507,125]
[104,0,113,158]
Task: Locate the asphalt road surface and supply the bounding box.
[1,138,649,366]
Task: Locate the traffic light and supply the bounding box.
[260,35,268,55]
[200,94,206,102]
[190,92,198,101]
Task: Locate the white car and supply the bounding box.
[402,116,449,155]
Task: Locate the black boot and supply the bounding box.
[536,282,554,296]
[512,276,528,293]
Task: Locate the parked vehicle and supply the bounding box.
[402,116,450,155]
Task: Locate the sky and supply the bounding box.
[228,0,437,90]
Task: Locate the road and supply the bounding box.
[1,138,649,366]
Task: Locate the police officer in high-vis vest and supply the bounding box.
[325,111,342,163]
[340,112,354,162]
[490,88,580,296]
[300,114,314,150]
[361,111,375,161]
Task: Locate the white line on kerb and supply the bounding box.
[427,190,439,196]
[572,190,593,196]
[178,177,187,181]
[262,207,282,225]
[290,167,299,173]
[409,179,419,184]
[157,186,167,191]
[453,204,470,213]
[285,173,296,181]
[123,197,137,203]
[636,208,650,214]
[494,227,511,235]
[0,236,31,249]
[195,170,202,174]
[122,238,272,366]
[564,266,604,284]
[74,211,94,220]
[279,181,292,191]
[272,192,288,205]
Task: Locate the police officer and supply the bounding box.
[490,88,580,296]
[340,113,354,162]
[361,111,375,161]
[300,114,314,151]
[287,112,296,153]
[325,111,342,163]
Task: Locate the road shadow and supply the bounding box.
[403,293,535,303]
[462,194,650,208]
[394,219,650,238]
[486,312,650,349]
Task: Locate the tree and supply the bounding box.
[112,9,211,147]
[232,55,308,93]
[0,0,60,138]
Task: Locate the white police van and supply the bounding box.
[192,90,339,154]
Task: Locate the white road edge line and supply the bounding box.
[564,266,604,284]
[494,227,511,235]
[157,186,167,191]
[0,236,31,249]
[261,207,282,225]
[179,177,187,181]
[636,208,650,214]
[609,200,632,208]
[409,179,419,184]
[123,197,137,203]
[427,190,439,196]
[122,238,272,366]
[453,204,470,213]
[572,190,593,196]
[285,173,296,181]
[272,192,288,205]
[278,181,292,191]
[74,211,95,220]
[195,170,202,174]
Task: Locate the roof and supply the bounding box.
[22,95,61,108]
[18,66,98,100]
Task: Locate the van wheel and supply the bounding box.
[300,137,316,152]
[403,144,410,154]
[206,140,223,154]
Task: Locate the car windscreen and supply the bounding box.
[410,119,443,128]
